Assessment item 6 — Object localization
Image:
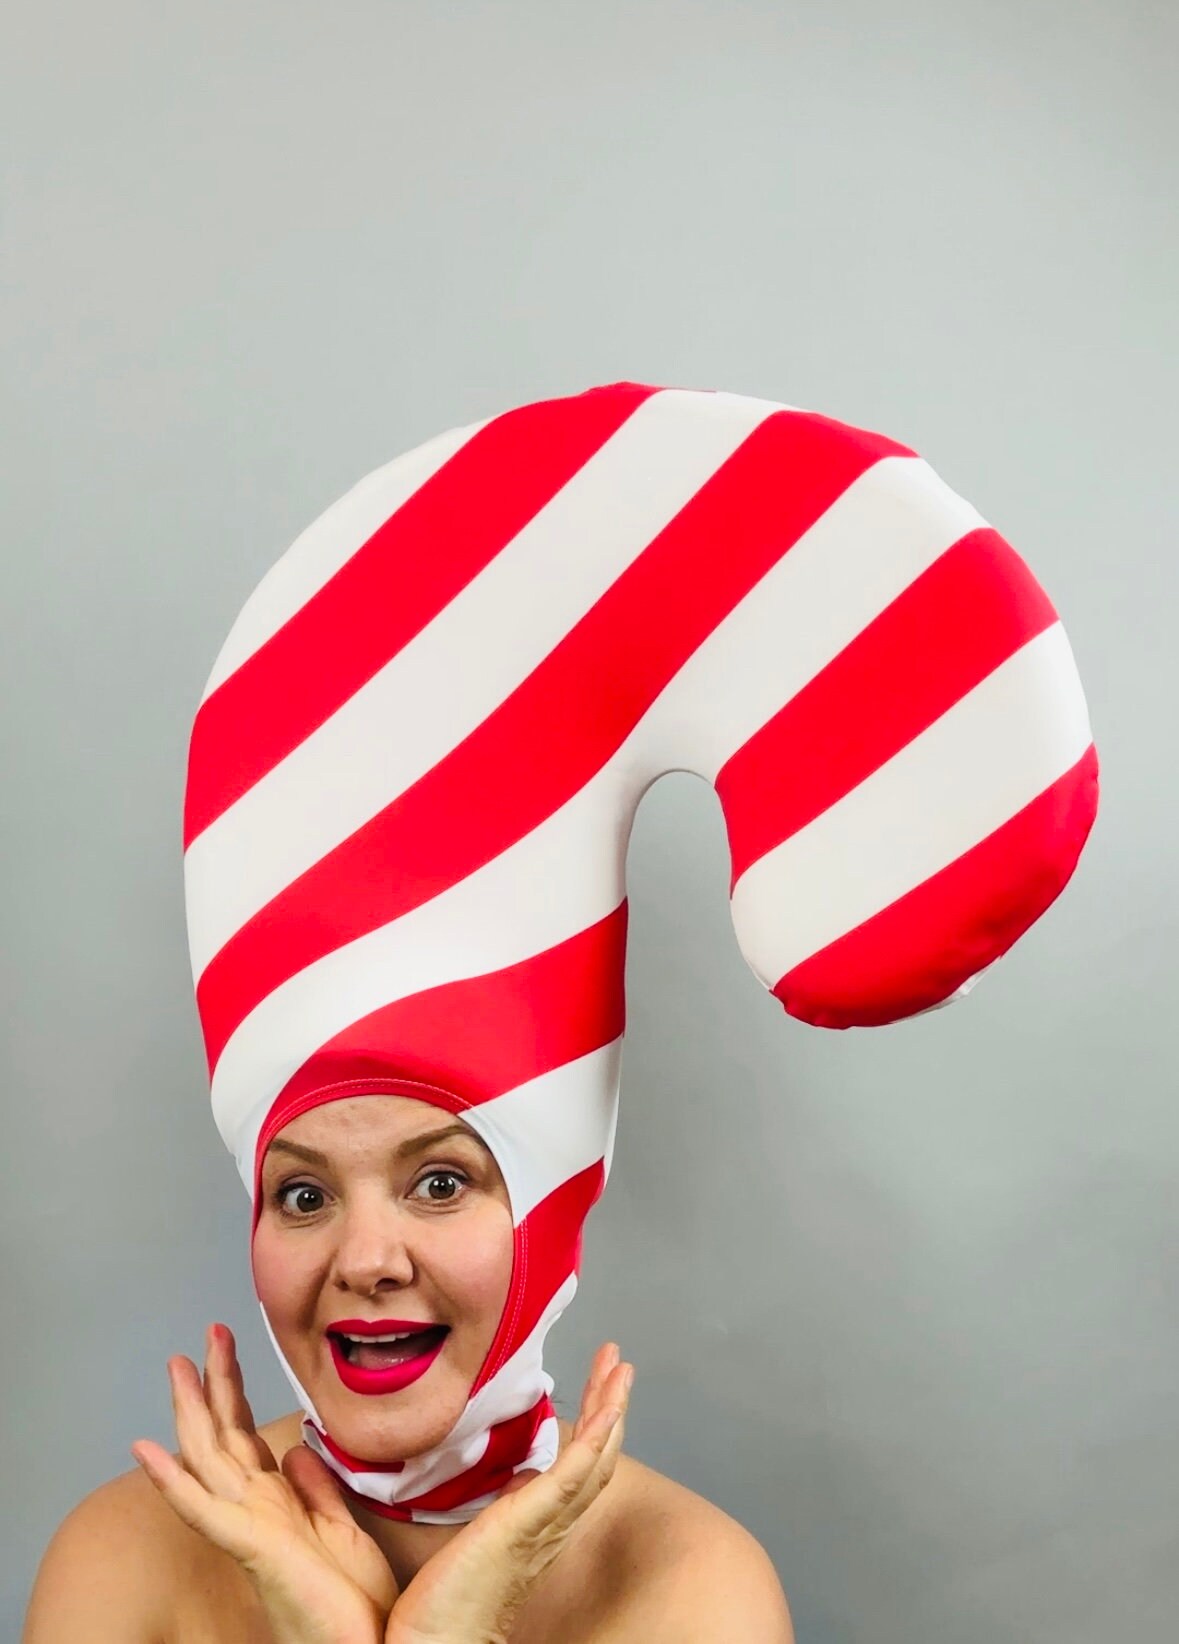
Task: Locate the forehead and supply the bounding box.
[279,1093,455,1140]
[264,1095,486,1165]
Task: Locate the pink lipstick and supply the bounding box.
[327,1321,449,1395]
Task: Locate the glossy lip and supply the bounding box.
[327,1317,445,1336]
[328,1327,449,1395]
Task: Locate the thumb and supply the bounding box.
[500,1467,541,1498]
[282,1444,355,1523]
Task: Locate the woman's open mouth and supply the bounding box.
[327,1326,449,1395]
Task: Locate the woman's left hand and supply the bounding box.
[385,1342,634,1644]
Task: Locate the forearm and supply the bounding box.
[386,1591,526,1644]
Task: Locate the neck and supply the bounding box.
[275,1412,577,1591]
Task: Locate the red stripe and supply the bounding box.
[279,903,626,1108]
[183,383,660,848]
[717,528,1061,888]
[334,1484,416,1522]
[325,1390,558,1520]
[314,1387,550,1483]
[197,410,913,1075]
[246,904,629,1224]
[402,1394,558,1511]
[474,1159,606,1398]
[314,1425,406,1476]
[771,742,1099,1028]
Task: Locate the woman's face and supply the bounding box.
[252,1094,514,1460]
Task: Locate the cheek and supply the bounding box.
[446,1204,516,1311]
[251,1219,310,1317]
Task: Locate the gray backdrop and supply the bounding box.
[5,2,1176,1639]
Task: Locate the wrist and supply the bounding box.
[386,1622,507,1644]
[251,1580,384,1644]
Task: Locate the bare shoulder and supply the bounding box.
[22,1464,181,1643]
[23,1453,265,1644]
[601,1451,795,1642]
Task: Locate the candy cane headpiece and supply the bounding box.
[183,381,1099,1524]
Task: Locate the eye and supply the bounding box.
[273,1182,326,1217]
[411,1169,470,1204]
[271,1169,471,1218]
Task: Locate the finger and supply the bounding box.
[533,1404,623,1527]
[592,1341,621,1396]
[499,1463,544,1499]
[575,1347,630,1442]
[203,1325,259,1434]
[168,1354,249,1501]
[565,1398,628,1518]
[594,1340,620,1382]
[504,1359,629,1505]
[130,1436,256,1562]
[572,1343,616,1438]
[500,1396,627,1544]
[202,1325,273,1473]
[281,1444,358,1529]
[569,1396,625,1472]
[585,1393,627,1473]
[561,1370,632,1510]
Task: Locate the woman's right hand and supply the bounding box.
[130,1323,400,1644]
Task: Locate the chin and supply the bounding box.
[338,1406,460,1462]
[298,1340,473,1449]
[323,1379,463,1431]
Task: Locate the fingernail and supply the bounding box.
[623,1368,634,1393]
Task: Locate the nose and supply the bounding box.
[328,1191,420,1292]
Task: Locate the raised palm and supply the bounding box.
[132,1325,633,1644]
[383,1342,633,1644]
[131,1325,399,1644]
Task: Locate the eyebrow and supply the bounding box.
[266,1123,486,1169]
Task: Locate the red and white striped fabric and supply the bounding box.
[182,380,1099,1523]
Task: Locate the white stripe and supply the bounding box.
[199,418,493,700]
[230,1036,622,1214]
[199,387,799,699]
[728,622,1094,987]
[213,762,633,1155]
[641,454,988,775]
[185,388,781,980]
[461,1045,623,1224]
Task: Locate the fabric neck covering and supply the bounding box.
[183,380,1099,1523]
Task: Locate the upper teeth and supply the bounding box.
[342,1330,424,1344]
